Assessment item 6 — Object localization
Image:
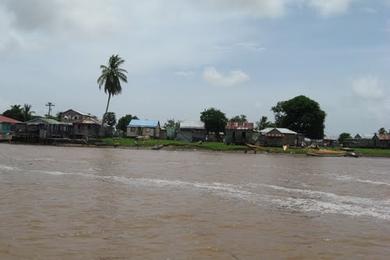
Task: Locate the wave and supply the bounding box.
[335,175,390,187]
[0,164,18,171]
[2,166,390,221]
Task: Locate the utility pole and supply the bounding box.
[45,102,55,117]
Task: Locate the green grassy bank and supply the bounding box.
[101,137,308,154]
[101,138,390,157]
[353,148,390,158]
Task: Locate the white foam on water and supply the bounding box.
[273,197,390,220]
[335,175,390,187]
[5,167,390,221]
[249,183,390,220]
[0,164,18,171]
[248,183,389,207]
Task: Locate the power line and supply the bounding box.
[45,102,55,117]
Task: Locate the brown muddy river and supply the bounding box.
[0,144,389,259]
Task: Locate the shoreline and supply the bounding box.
[3,140,390,158]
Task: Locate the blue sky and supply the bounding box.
[0,0,389,136]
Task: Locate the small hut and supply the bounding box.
[127,119,160,138]
[176,121,206,142]
[225,122,254,145]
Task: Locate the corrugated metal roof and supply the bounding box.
[128,119,159,128]
[226,121,254,130]
[26,118,62,125]
[62,109,91,117]
[74,118,101,125]
[260,128,297,135]
[0,115,21,124]
[180,121,205,129]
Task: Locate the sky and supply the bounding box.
[0,0,389,136]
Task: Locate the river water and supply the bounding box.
[0,144,389,259]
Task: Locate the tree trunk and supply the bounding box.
[102,93,111,126]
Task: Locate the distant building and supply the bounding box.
[0,115,20,141]
[13,118,72,141]
[127,119,160,138]
[343,134,374,148]
[176,121,206,142]
[373,133,390,148]
[322,136,338,147]
[60,109,98,123]
[258,128,302,147]
[225,121,254,145]
[72,118,102,139]
[59,109,102,138]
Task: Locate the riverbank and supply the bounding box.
[101,138,390,157]
[100,137,309,154]
[4,138,390,157]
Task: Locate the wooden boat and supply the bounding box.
[306,149,346,157]
[307,149,359,158]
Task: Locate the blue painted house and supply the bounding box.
[127,119,160,138]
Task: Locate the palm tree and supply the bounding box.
[22,104,34,121]
[97,54,127,124]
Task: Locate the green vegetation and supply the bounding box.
[98,54,127,124]
[101,138,246,151]
[2,104,34,122]
[116,114,138,132]
[272,95,326,139]
[229,114,247,123]
[200,108,228,138]
[99,138,390,157]
[338,132,352,144]
[101,138,311,154]
[256,116,274,130]
[353,148,390,157]
[103,112,116,126]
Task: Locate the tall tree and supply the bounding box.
[2,105,24,121]
[338,132,352,144]
[256,116,274,130]
[116,114,138,132]
[22,104,34,121]
[97,54,127,124]
[229,114,247,123]
[272,95,326,139]
[378,127,387,135]
[164,119,180,130]
[200,108,228,138]
[103,112,117,127]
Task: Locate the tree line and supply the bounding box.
[2,54,329,140]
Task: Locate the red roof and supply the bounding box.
[0,115,21,124]
[378,134,390,141]
[226,121,254,130]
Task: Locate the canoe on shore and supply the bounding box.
[307,149,359,158]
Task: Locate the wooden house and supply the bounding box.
[373,133,390,148]
[72,118,101,139]
[13,118,72,142]
[258,128,300,147]
[176,121,206,142]
[127,119,160,138]
[225,121,254,145]
[60,109,98,123]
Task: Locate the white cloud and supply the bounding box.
[235,42,266,52]
[203,67,250,87]
[352,76,390,122]
[175,70,195,77]
[205,0,287,18]
[203,0,359,17]
[352,76,385,100]
[306,0,354,16]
